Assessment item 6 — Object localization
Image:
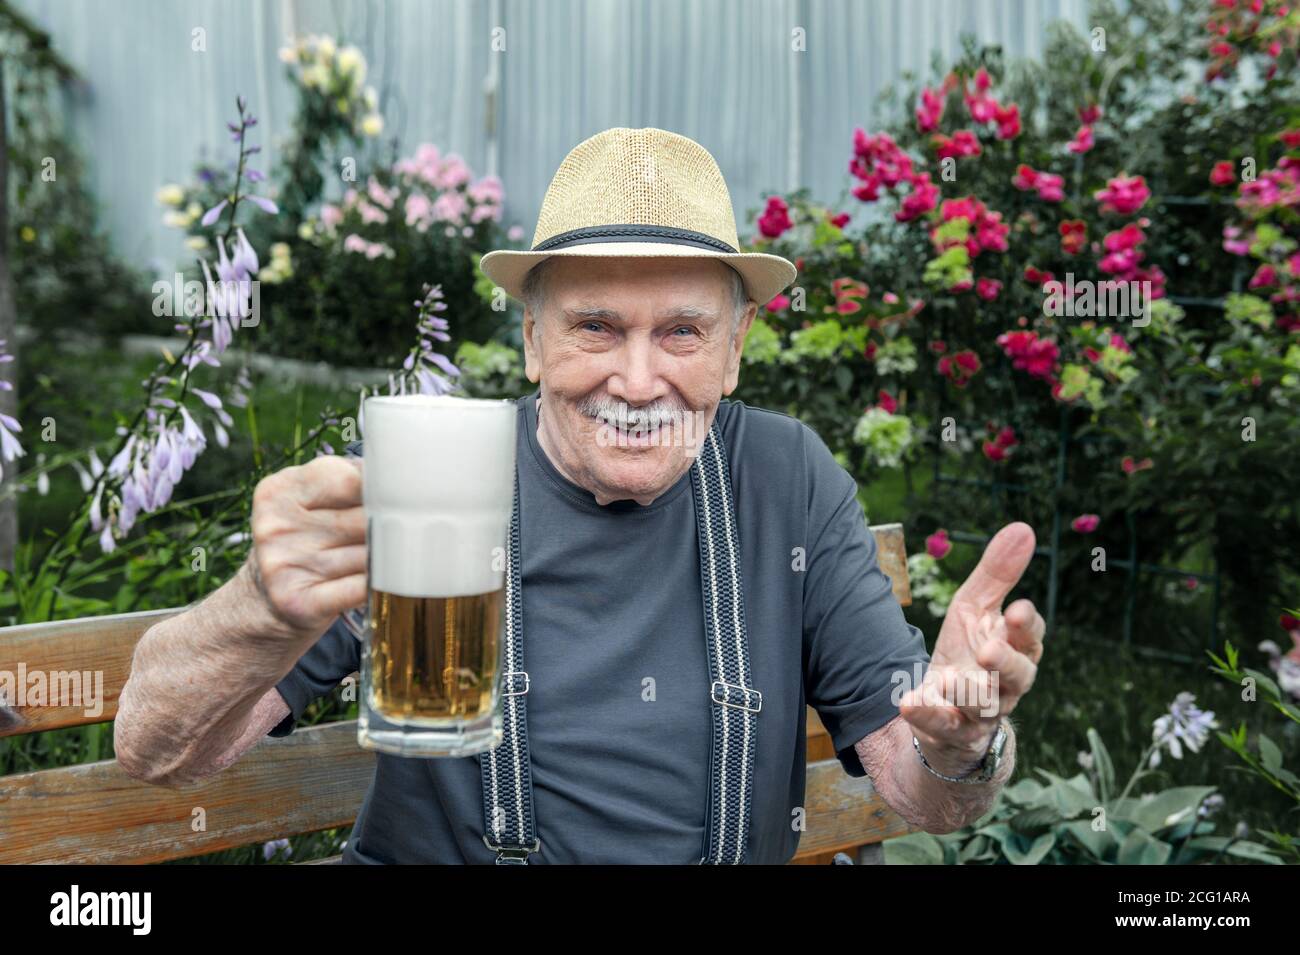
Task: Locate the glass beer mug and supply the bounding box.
[340,393,517,757]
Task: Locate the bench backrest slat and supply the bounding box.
[0,524,912,862]
[0,721,375,863]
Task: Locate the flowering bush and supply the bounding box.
[155,35,525,366]
[0,95,472,623]
[735,0,1300,646]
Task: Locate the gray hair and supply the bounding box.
[520,257,751,331]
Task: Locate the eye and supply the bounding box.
[671,326,697,337]
[581,321,606,333]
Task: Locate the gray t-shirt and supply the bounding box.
[269,389,930,863]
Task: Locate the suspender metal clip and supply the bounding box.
[711,680,763,713]
[483,834,541,864]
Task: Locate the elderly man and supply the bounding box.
[115,127,1045,864]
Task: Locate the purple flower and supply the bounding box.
[201,199,228,227]
[427,352,460,378]
[232,228,259,276]
[191,388,224,411]
[247,195,279,215]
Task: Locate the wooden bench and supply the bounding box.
[0,524,917,865]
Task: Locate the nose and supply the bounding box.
[606,335,665,406]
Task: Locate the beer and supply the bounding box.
[367,588,503,723]
[341,392,517,758]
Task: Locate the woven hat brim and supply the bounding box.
[479,243,797,309]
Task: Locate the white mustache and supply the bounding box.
[577,396,685,431]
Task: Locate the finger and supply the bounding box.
[950,522,1036,612]
[899,693,963,738]
[312,573,368,620]
[976,638,1038,711]
[908,666,997,723]
[295,456,365,510]
[1004,598,1046,664]
[306,543,368,581]
[303,504,367,543]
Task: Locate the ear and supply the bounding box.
[722,301,758,396]
[522,305,542,383]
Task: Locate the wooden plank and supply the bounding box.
[790,757,914,860]
[0,721,375,864]
[0,608,181,736]
[0,525,907,738]
[869,523,912,607]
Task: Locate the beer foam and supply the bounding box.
[362,395,517,598]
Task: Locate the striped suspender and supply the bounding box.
[478,423,761,864]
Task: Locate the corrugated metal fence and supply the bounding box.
[14,0,1087,272]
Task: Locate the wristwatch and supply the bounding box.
[912,719,1009,784]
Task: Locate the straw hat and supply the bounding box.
[479,127,798,308]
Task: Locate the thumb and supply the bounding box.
[950,522,1036,612]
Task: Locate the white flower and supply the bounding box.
[155,184,185,207]
[360,113,384,137]
[337,45,365,82]
[1149,692,1218,768]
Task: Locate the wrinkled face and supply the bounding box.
[522,256,757,506]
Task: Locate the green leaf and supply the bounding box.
[1183,837,1283,865]
[1061,820,1118,861]
[1122,787,1217,833]
[1003,832,1056,865]
[1086,727,1115,802]
[1116,828,1172,865]
[1257,733,1283,774]
[884,831,945,865]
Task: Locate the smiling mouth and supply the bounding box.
[589,412,672,447]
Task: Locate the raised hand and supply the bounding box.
[899,522,1045,776]
[247,455,367,640]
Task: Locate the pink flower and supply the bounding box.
[995,426,1018,448]
[916,87,946,133]
[1209,160,1236,186]
[1078,104,1103,125]
[1013,165,1063,201]
[982,440,1008,462]
[1012,164,1039,191]
[876,389,898,414]
[1071,514,1100,533]
[827,211,851,229]
[1023,265,1056,287]
[1222,225,1251,256]
[758,196,793,238]
[974,67,992,92]
[976,277,1002,301]
[997,330,1059,380]
[933,130,982,160]
[994,103,1021,140]
[1249,264,1277,289]
[1035,172,1065,202]
[926,529,952,560]
[1060,220,1087,255]
[896,174,939,222]
[1094,175,1151,215]
[1121,456,1153,474]
[766,294,791,312]
[1280,128,1300,149]
[1067,125,1094,154]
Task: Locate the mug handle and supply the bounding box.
[340,604,368,641]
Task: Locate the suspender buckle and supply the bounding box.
[502,670,531,696]
[483,834,541,864]
[711,680,762,713]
